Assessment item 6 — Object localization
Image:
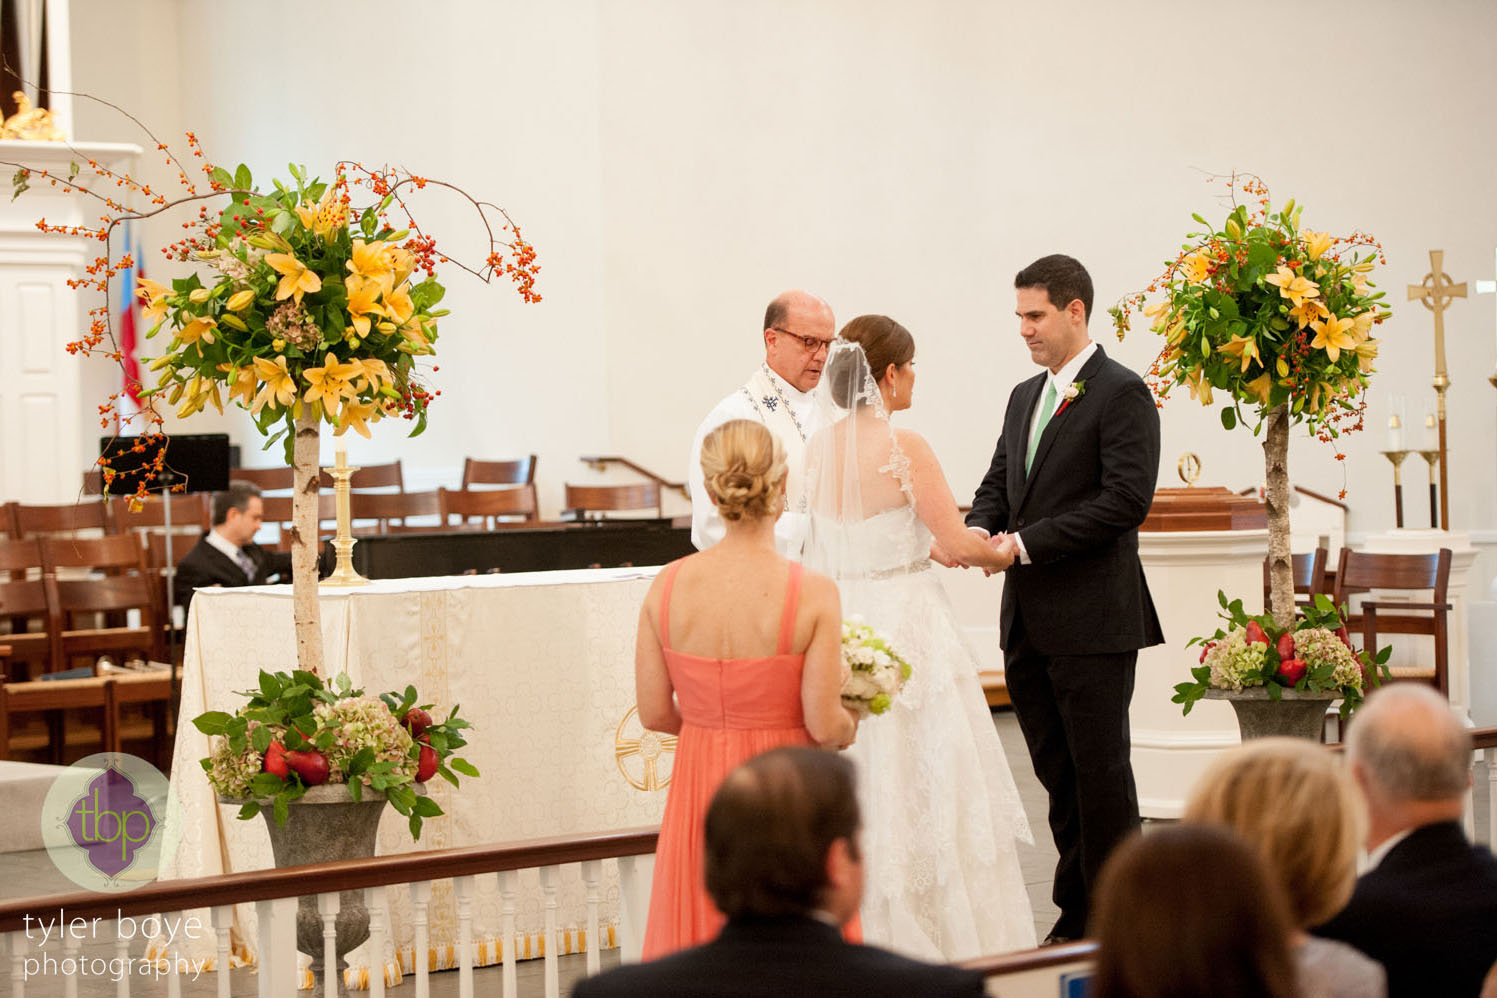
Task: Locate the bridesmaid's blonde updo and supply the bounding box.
[700,419,787,522]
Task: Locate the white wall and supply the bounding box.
[66,0,1497,536]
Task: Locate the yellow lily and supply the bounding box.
[312,187,348,241]
[302,357,363,412]
[1355,339,1379,373]
[347,239,392,290]
[354,357,393,390]
[251,355,297,414]
[138,278,173,324]
[337,398,380,439]
[218,363,259,408]
[344,274,386,337]
[1288,297,1329,329]
[382,282,415,326]
[178,316,217,349]
[1181,252,1212,285]
[1186,370,1214,405]
[1309,314,1358,362]
[387,247,416,287]
[1217,334,1261,374]
[1302,229,1334,261]
[226,289,256,312]
[1265,265,1320,308]
[266,252,323,304]
[1244,372,1275,405]
[400,316,434,352]
[295,202,317,230]
[176,376,223,418]
[1350,311,1375,343]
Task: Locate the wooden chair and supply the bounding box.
[463,455,537,487]
[0,675,117,763]
[10,500,112,538]
[230,465,295,492]
[1263,547,1329,611]
[110,669,175,772]
[0,539,56,681]
[348,490,444,534]
[319,460,404,492]
[110,492,213,534]
[440,487,539,530]
[40,535,163,671]
[1333,547,1453,696]
[564,482,662,519]
[261,492,338,550]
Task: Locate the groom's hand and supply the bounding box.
[983,533,1018,576]
[929,540,965,569]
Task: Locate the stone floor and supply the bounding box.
[2,711,1489,996]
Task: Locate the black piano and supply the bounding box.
[328,518,696,580]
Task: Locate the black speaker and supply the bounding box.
[97,433,232,496]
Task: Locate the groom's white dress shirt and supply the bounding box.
[687,367,818,558]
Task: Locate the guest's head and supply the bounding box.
[1091,825,1298,998]
[704,747,863,925]
[699,420,787,524]
[1184,737,1364,929]
[211,480,265,546]
[830,315,916,411]
[1347,683,1470,847]
[1014,254,1092,373]
[763,290,836,393]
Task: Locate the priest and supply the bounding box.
[687,289,835,556]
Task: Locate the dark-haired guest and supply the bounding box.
[1091,824,1300,998]
[573,748,983,998]
[174,480,291,610]
[1314,684,1497,997]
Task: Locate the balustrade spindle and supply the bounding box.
[581,859,602,976]
[499,869,518,998]
[10,930,28,998]
[316,891,340,998]
[615,855,651,963]
[114,916,131,998]
[210,906,232,998]
[366,885,389,998]
[454,874,476,998]
[540,865,561,998]
[256,896,298,997]
[409,880,432,998]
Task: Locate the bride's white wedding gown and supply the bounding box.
[822,503,1037,961]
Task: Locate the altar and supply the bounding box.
[159,567,667,978]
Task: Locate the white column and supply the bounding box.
[1132,529,1267,818]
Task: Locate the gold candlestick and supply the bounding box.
[1381,449,1411,528]
[1417,449,1441,529]
[322,440,369,587]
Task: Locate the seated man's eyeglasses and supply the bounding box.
[772,328,836,353]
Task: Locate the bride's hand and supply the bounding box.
[929,539,965,569]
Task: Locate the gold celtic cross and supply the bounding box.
[1408,249,1467,385]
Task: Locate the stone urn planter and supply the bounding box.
[224,785,395,995]
[1205,687,1340,741]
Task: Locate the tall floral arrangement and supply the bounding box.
[4,99,540,676]
[1108,176,1390,629]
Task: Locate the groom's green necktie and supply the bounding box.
[1026,380,1058,473]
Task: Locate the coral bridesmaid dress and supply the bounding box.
[641,559,856,958]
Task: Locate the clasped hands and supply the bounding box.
[929,530,1017,575]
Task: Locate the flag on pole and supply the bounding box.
[117,225,144,425]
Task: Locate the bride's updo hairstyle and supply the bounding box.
[827,315,915,408]
[700,419,787,522]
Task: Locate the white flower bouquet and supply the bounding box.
[839,617,913,717]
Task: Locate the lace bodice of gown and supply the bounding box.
[807,504,930,577]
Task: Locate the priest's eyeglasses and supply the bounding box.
[773,328,836,354]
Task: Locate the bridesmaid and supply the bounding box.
[636,419,858,959]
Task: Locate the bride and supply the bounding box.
[804,316,1036,960]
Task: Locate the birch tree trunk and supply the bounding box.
[1263,402,1295,630]
[291,406,325,675]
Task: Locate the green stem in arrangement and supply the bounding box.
[1264,402,1295,630]
[291,406,324,676]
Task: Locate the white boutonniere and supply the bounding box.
[1056,379,1086,415]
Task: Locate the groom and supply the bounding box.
[963,254,1163,944]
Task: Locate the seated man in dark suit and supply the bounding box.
[1314,683,1497,997]
[173,480,292,611]
[573,747,984,998]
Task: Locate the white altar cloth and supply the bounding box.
[158,567,667,980]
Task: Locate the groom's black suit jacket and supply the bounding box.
[571,915,985,998]
[967,344,1163,655]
